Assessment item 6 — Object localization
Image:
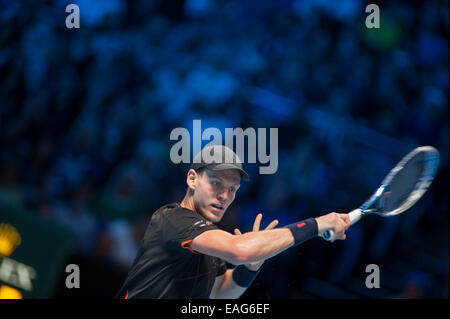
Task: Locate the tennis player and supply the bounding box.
[115,145,350,299]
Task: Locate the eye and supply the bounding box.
[229,187,236,193]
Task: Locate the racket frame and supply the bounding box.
[321,146,439,241]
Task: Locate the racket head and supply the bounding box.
[363,146,440,217]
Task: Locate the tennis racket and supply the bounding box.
[321,146,440,241]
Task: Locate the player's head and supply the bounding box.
[185,145,249,223]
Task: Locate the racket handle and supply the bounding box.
[321,209,363,241]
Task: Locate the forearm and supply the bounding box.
[191,218,318,266]
[232,227,295,264]
[210,269,247,299]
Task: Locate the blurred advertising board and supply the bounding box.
[0,203,73,298]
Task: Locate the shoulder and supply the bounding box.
[152,203,184,220]
[152,203,208,228]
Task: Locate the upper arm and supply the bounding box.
[190,229,245,265]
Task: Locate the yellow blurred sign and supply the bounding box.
[1,204,73,298]
[0,284,23,299]
[0,223,22,257]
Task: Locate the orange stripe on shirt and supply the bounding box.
[181,240,200,254]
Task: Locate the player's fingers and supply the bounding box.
[253,213,262,232]
[341,219,349,232]
[265,219,279,230]
[333,219,345,235]
[234,228,242,235]
[339,214,351,228]
[335,215,349,231]
[336,233,347,240]
[336,228,347,240]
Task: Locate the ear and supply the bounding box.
[186,169,199,191]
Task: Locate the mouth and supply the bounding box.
[210,203,225,212]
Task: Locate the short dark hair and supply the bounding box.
[194,167,206,175]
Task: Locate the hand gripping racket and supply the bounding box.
[321,146,440,241]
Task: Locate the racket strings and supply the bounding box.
[379,149,438,216]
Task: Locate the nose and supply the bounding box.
[217,189,231,204]
[217,193,227,204]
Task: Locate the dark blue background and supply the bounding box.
[0,0,448,298]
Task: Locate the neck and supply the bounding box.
[180,193,196,212]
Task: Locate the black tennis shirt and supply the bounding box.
[115,203,227,299]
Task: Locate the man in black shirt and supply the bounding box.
[116,145,350,299]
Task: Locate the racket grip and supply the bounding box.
[321,209,363,241]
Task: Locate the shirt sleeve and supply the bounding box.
[162,210,219,254]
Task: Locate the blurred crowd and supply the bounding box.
[0,0,448,298]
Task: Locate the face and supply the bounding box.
[191,169,241,223]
